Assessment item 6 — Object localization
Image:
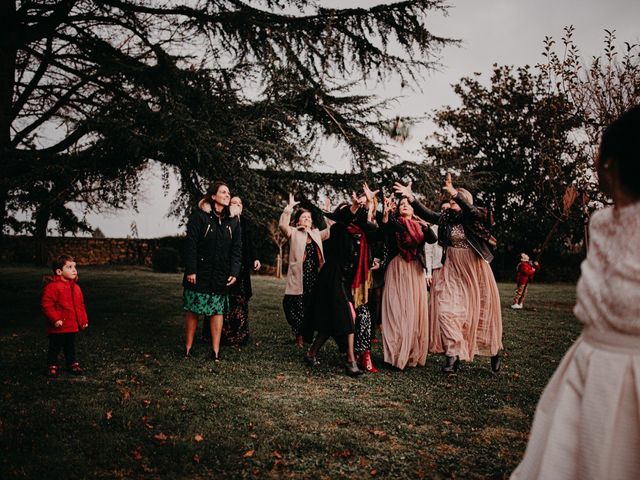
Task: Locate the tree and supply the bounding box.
[423,65,586,256]
[2,0,457,245]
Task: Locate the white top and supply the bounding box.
[424,225,443,277]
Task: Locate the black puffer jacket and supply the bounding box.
[183,208,242,294]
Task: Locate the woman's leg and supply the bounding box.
[185,311,199,354]
[210,314,224,355]
[346,333,356,363]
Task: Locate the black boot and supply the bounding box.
[441,355,459,374]
[490,353,501,373]
[345,360,363,377]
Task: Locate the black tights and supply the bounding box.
[47,333,77,366]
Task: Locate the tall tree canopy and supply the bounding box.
[1,0,456,241]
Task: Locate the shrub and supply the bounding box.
[151,247,180,273]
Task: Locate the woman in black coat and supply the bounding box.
[183,181,242,360]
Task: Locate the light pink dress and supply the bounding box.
[511,202,640,480]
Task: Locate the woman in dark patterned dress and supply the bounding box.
[219,196,261,346]
[279,193,330,347]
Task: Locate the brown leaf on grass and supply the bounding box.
[142,399,151,407]
[194,434,204,442]
[131,448,143,461]
[193,455,201,464]
[115,379,126,385]
[370,469,378,476]
[276,373,286,381]
[243,450,255,458]
[120,388,131,401]
[442,420,452,425]
[153,432,168,443]
[369,430,387,438]
[143,353,151,359]
[272,450,283,459]
[250,433,258,439]
[336,449,351,459]
[105,410,113,420]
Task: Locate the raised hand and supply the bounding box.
[443,173,457,196]
[363,182,379,203]
[287,193,300,209]
[393,181,415,202]
[323,197,331,212]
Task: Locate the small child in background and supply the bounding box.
[41,254,89,377]
[511,253,540,309]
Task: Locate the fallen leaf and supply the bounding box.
[336,449,351,458]
[131,448,143,460]
[250,433,258,439]
[442,420,451,425]
[272,450,283,459]
[142,399,151,407]
[369,430,387,438]
[194,434,204,442]
[120,388,131,401]
[370,469,378,476]
[105,410,113,420]
[153,432,168,443]
[115,379,126,385]
[243,450,255,458]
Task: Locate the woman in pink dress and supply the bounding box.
[511,106,640,479]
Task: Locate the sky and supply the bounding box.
[77,0,640,238]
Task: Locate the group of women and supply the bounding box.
[279,175,503,376]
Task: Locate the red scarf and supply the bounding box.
[396,216,425,261]
[346,223,369,292]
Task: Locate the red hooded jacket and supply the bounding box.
[516,261,539,286]
[41,276,89,334]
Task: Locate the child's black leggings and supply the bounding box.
[47,333,77,366]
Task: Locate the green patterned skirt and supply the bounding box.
[183,289,229,316]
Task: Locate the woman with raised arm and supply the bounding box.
[183,181,241,361]
[394,176,502,374]
[279,193,329,348]
[380,195,437,370]
[512,106,640,480]
[303,185,379,376]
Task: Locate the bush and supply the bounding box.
[151,247,180,273]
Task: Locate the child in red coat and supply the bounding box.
[41,254,89,377]
[511,253,540,309]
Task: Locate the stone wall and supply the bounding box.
[0,236,170,266]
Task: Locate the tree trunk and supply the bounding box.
[0,1,17,236]
[34,205,51,265]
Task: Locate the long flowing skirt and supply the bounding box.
[511,328,640,479]
[428,267,445,353]
[434,248,502,361]
[221,293,250,346]
[381,256,429,369]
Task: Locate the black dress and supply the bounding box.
[282,241,320,337]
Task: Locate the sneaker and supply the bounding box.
[47,365,59,378]
[68,362,84,375]
[510,304,522,309]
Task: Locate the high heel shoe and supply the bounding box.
[357,350,378,373]
[490,353,501,373]
[345,360,363,377]
[441,355,459,374]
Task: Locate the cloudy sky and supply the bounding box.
[82,0,640,238]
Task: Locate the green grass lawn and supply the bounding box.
[0,266,580,479]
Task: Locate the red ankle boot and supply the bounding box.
[357,350,378,373]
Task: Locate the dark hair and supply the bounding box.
[293,208,313,227]
[203,181,230,217]
[600,105,640,196]
[52,254,74,273]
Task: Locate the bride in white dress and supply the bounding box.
[511,106,640,480]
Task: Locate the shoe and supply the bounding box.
[295,335,305,348]
[357,350,378,373]
[345,360,363,377]
[47,365,59,378]
[511,304,523,309]
[441,355,459,374]
[184,347,192,358]
[303,352,319,366]
[68,362,83,375]
[491,353,502,373]
[211,351,221,362]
